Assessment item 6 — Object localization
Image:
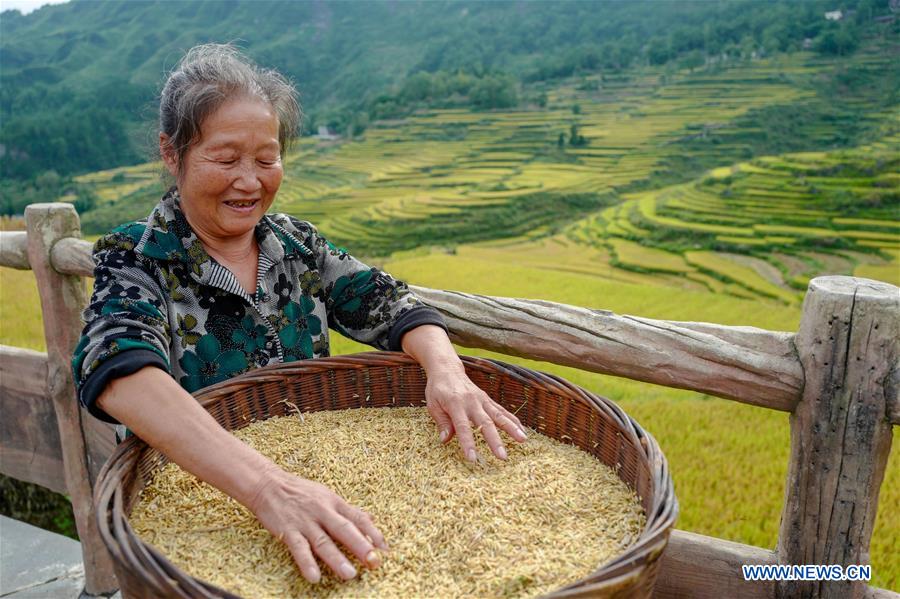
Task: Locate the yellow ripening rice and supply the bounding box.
[130,407,645,599]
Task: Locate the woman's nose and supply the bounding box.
[232,159,263,192]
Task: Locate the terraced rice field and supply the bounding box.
[73,43,898,305]
[578,129,899,302]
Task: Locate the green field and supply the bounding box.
[3,35,899,589]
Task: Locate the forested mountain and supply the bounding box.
[1,0,893,182]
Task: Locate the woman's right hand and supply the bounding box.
[97,368,387,584]
[247,467,389,584]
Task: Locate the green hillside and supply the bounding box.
[2,0,895,180]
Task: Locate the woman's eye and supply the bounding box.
[216,158,238,165]
[258,158,280,166]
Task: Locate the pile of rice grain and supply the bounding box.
[130,407,645,598]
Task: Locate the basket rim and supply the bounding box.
[94,350,678,598]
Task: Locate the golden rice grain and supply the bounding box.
[130,407,645,598]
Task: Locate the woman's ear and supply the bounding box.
[159,133,179,178]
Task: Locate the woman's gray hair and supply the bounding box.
[159,43,300,168]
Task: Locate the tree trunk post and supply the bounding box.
[25,203,117,595]
[777,276,898,599]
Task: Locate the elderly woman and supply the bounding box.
[72,44,527,584]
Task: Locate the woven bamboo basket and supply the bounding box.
[94,351,677,598]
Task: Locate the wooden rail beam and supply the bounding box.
[0,346,66,493]
[51,236,94,277]
[411,285,805,413]
[655,529,776,598]
[0,230,30,269]
[654,529,898,599]
[777,276,898,599]
[25,203,117,594]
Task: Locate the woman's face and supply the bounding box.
[162,97,283,242]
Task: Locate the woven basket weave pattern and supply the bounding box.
[95,351,677,599]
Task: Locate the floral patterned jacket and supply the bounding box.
[72,189,446,424]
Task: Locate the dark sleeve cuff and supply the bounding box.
[79,349,169,424]
[387,306,449,352]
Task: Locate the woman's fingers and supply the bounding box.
[426,400,456,443]
[496,400,526,432]
[341,505,389,553]
[307,524,359,581]
[323,511,382,570]
[425,373,530,463]
[484,398,528,442]
[447,403,479,462]
[473,410,508,460]
[432,394,527,462]
[253,474,390,583]
[283,531,321,583]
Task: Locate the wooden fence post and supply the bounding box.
[777,276,898,599]
[25,203,117,595]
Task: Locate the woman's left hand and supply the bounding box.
[425,369,528,463]
[400,323,528,463]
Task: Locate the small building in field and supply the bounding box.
[316,126,340,140]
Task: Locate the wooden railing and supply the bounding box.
[0,203,897,598]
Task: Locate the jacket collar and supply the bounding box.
[134,188,309,284]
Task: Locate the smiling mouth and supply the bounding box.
[224,199,259,208]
